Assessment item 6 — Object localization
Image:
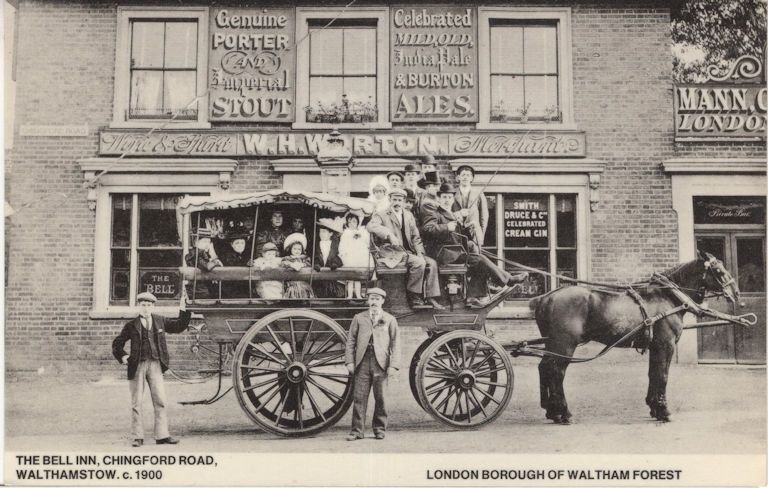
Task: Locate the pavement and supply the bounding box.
[5,343,766,455]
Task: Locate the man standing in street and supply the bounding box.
[345,288,400,441]
[112,292,191,447]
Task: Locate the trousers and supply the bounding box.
[467,253,513,297]
[129,359,169,440]
[350,348,388,436]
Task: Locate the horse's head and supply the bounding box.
[697,250,740,305]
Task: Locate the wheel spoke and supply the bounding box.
[475,379,508,388]
[426,380,453,394]
[273,386,289,426]
[469,349,494,372]
[472,385,501,405]
[306,376,343,402]
[468,390,488,418]
[427,358,455,374]
[242,375,280,392]
[289,318,298,358]
[303,332,336,364]
[308,351,345,368]
[475,365,507,377]
[243,370,281,379]
[435,385,456,413]
[300,320,315,360]
[297,385,304,430]
[441,344,460,370]
[424,372,455,380]
[252,381,282,409]
[460,338,466,367]
[309,372,347,385]
[450,389,462,419]
[239,364,283,373]
[466,338,481,369]
[248,341,286,366]
[465,390,472,423]
[304,385,326,423]
[266,325,292,363]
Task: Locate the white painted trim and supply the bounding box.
[294,7,391,129]
[670,171,767,363]
[477,7,574,129]
[112,7,210,129]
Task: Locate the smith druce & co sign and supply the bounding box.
[99,130,586,157]
[674,55,767,140]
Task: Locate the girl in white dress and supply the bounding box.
[338,211,372,299]
[367,175,390,213]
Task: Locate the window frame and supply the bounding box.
[294,7,391,129]
[112,7,210,129]
[477,7,575,130]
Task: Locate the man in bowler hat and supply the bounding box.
[345,288,400,440]
[112,292,191,447]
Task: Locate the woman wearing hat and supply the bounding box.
[281,233,315,299]
[312,217,346,298]
[251,242,284,300]
[454,165,489,246]
[339,210,372,299]
[367,175,390,213]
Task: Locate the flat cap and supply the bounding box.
[137,292,157,303]
[367,287,387,298]
[388,188,407,198]
[403,164,419,173]
[261,242,278,253]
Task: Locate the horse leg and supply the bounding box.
[550,357,574,424]
[647,333,676,422]
[538,358,555,420]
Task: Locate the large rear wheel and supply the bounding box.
[233,309,353,436]
[415,330,513,428]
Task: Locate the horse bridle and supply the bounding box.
[699,255,736,301]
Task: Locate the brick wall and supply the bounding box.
[5,1,762,377]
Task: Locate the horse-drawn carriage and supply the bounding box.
[177,190,756,436]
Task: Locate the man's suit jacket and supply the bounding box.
[313,236,343,271]
[112,311,191,380]
[367,208,425,256]
[345,310,401,371]
[453,187,489,246]
[422,204,465,260]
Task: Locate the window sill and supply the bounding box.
[476,122,578,131]
[109,120,212,130]
[292,121,392,131]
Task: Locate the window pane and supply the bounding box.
[310,28,343,75]
[344,28,376,75]
[309,76,344,107]
[524,25,558,73]
[131,21,164,68]
[344,77,376,105]
[164,21,197,69]
[485,195,498,250]
[490,26,522,73]
[524,75,558,117]
[130,71,163,115]
[696,236,726,262]
[111,195,132,247]
[164,71,197,114]
[737,238,765,293]
[138,251,183,301]
[491,75,523,119]
[504,249,549,298]
[556,195,576,247]
[139,250,183,268]
[111,269,130,303]
[556,249,577,286]
[138,195,181,247]
[503,194,549,248]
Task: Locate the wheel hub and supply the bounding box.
[286,362,307,383]
[456,369,476,390]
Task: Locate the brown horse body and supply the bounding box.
[530,252,739,424]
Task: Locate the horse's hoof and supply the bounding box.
[656,415,670,422]
[550,414,562,424]
[558,417,572,425]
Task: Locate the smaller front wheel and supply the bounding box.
[415,331,513,428]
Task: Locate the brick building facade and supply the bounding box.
[5,0,765,376]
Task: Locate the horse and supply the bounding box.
[529,250,740,424]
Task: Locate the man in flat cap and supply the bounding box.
[367,188,443,309]
[112,292,191,447]
[345,287,400,440]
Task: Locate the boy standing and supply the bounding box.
[344,288,400,440]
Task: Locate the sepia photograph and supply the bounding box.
[2,0,766,486]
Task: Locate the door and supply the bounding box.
[695,233,766,364]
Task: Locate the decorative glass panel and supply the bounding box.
[503,194,549,248]
[164,21,197,69]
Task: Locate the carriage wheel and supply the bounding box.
[409,334,441,410]
[415,330,513,428]
[233,309,353,437]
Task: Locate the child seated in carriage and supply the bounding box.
[251,242,284,300]
[339,210,372,299]
[184,237,223,271]
[282,233,315,299]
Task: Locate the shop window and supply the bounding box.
[478,8,573,129]
[113,8,209,128]
[109,194,187,306]
[493,193,577,299]
[295,8,390,128]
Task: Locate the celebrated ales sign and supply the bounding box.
[674,55,767,140]
[390,8,478,122]
[209,8,295,122]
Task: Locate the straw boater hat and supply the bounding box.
[284,233,307,252]
[417,171,441,189]
[317,217,344,234]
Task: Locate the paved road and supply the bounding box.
[6,346,765,455]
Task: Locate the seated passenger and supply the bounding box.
[367,175,390,213]
[255,210,289,256]
[339,210,372,299]
[422,182,527,308]
[185,237,223,271]
[291,216,307,235]
[282,233,315,299]
[312,218,346,298]
[217,236,251,267]
[416,171,441,226]
[251,242,284,300]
